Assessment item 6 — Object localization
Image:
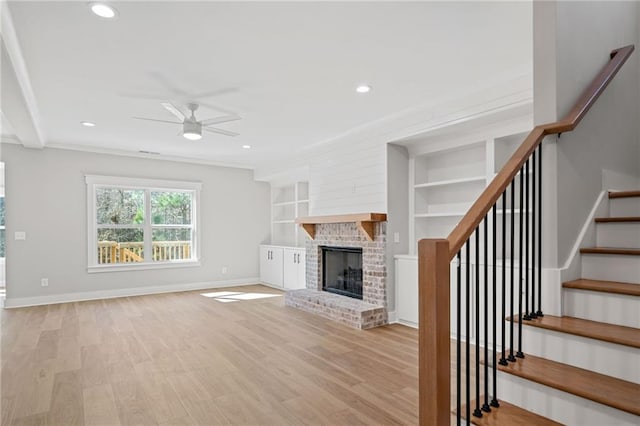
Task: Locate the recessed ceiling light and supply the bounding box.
[89,3,118,19]
[242,145,251,149]
[81,121,96,127]
[356,84,371,93]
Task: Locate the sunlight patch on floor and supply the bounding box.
[200,290,281,303]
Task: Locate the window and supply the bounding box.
[86,175,201,272]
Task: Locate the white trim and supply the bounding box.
[0,3,46,147]
[3,277,260,308]
[45,142,254,170]
[85,174,202,191]
[559,191,608,283]
[387,310,398,324]
[88,260,201,274]
[86,175,201,269]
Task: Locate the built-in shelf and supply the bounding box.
[414,175,486,189]
[271,182,309,247]
[272,201,297,207]
[409,123,532,251]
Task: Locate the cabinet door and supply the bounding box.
[269,247,284,287]
[259,246,271,284]
[260,246,283,287]
[396,257,418,325]
[296,250,306,289]
[283,249,298,289]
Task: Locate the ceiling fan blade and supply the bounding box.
[204,127,239,137]
[133,117,182,124]
[190,87,239,99]
[160,102,186,121]
[201,115,242,126]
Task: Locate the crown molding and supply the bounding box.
[1,2,46,148]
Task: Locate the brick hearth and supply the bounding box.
[285,222,387,329]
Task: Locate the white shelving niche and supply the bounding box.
[271,181,309,247]
[409,128,530,254]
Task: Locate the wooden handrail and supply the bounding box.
[447,44,634,258]
[419,45,635,426]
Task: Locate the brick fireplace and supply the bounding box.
[284,215,388,329]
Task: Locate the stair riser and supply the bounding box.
[497,372,640,425]
[581,254,640,283]
[563,288,640,328]
[596,223,640,248]
[610,197,640,216]
[519,325,639,383]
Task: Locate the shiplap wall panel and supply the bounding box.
[309,141,386,216]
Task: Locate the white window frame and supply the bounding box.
[86,175,201,273]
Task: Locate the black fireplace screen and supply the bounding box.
[321,246,363,300]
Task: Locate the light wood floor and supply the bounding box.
[1,285,420,425]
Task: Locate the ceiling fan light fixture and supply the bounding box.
[183,120,202,140]
[89,2,118,18]
[183,131,202,141]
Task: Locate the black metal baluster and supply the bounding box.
[517,166,525,359]
[466,240,471,424]
[491,203,500,408]
[524,159,531,321]
[473,228,482,418]
[482,217,491,413]
[537,143,544,317]
[500,190,508,366]
[457,250,462,426]
[531,150,537,319]
[508,181,516,362]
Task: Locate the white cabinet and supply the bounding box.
[259,246,283,287]
[283,248,306,289]
[395,255,419,326]
[260,245,306,289]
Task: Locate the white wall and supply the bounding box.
[534,1,640,267]
[385,144,410,313]
[554,1,639,265]
[2,144,270,305]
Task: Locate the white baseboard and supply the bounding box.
[3,277,260,308]
[387,310,398,324]
[560,190,608,283]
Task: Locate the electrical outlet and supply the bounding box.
[222,266,228,275]
[15,231,26,240]
[394,232,400,243]
[41,278,49,287]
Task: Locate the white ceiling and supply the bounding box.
[2,1,532,169]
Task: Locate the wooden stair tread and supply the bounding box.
[580,247,640,255]
[595,216,640,223]
[497,353,640,416]
[458,400,562,426]
[609,190,640,199]
[563,278,640,296]
[509,314,640,349]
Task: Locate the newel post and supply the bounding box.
[418,239,451,426]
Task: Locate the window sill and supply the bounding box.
[88,260,201,274]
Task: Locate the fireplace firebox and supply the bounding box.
[321,246,363,300]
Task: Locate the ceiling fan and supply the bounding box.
[133,102,241,140]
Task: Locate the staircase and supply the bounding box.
[495,190,640,425]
